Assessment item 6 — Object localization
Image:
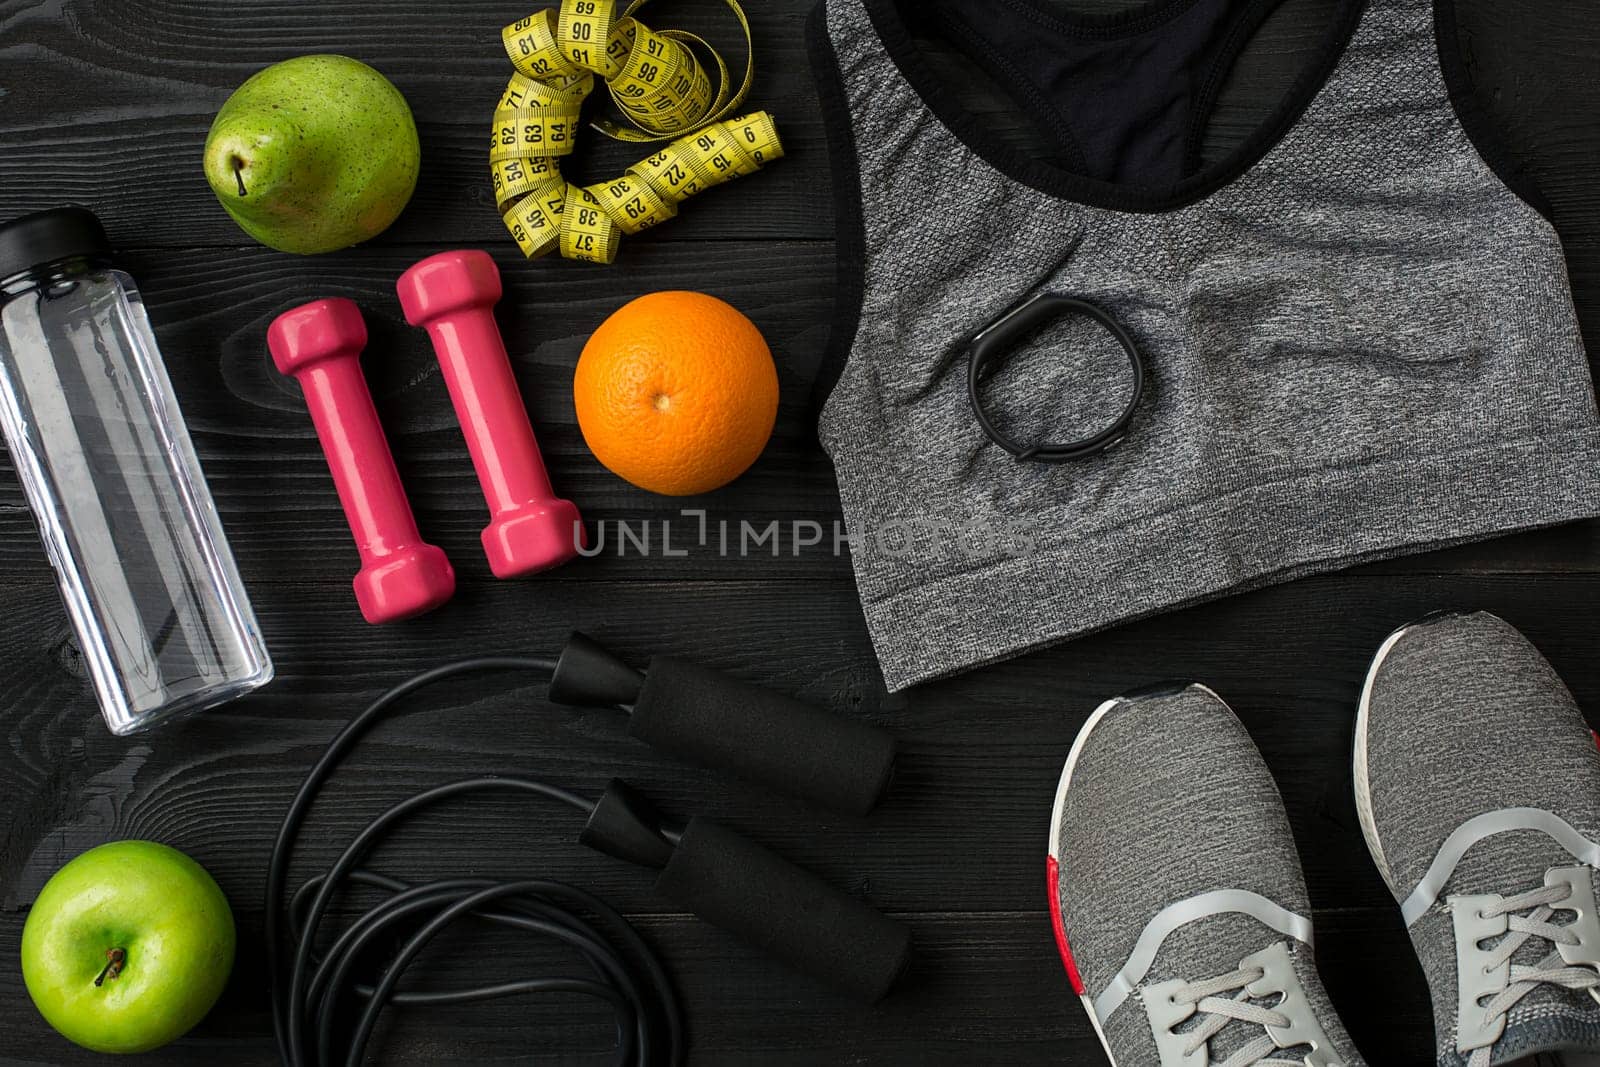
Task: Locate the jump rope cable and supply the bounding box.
[265,656,686,1067]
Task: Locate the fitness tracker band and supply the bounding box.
[966,292,1146,462]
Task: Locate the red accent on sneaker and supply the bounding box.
[1047,854,1086,995]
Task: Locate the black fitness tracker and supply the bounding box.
[966,292,1146,462]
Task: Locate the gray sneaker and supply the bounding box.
[1355,612,1600,1066]
[1049,684,1365,1066]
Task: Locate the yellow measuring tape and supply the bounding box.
[493,0,783,263]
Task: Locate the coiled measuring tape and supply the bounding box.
[492,0,783,264]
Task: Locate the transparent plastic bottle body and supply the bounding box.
[0,260,271,734]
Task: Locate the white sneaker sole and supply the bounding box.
[1353,616,1447,893]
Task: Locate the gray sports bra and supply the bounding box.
[809,0,1600,690]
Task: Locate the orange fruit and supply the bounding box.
[574,291,779,496]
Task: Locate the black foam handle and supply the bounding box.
[654,818,912,1003]
[580,779,676,870]
[549,632,645,707]
[630,656,896,816]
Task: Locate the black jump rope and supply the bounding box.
[268,634,909,1066]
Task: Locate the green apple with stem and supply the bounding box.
[20,841,235,1054]
[203,54,420,254]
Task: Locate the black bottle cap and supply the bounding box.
[0,207,113,283]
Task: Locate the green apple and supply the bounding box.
[203,54,420,254]
[20,841,235,1055]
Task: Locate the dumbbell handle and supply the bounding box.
[296,357,420,555]
[422,302,555,515]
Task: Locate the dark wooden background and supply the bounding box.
[1,0,1598,1063]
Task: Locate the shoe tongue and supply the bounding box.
[1145,913,1313,1063]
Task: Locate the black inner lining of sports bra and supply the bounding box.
[903,0,1341,187]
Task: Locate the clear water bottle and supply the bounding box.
[0,207,272,734]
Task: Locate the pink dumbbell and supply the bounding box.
[396,250,583,578]
[268,298,456,623]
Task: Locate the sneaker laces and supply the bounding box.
[1465,882,1600,1067]
[1170,965,1307,1067]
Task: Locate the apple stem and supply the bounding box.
[93,947,126,987]
[232,157,248,198]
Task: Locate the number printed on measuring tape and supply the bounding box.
[629,144,707,202]
[558,0,621,77]
[489,108,582,160]
[503,180,569,259]
[493,156,561,209]
[725,111,784,166]
[603,18,638,75]
[585,174,677,235]
[683,122,752,183]
[503,9,581,80]
[559,185,621,264]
